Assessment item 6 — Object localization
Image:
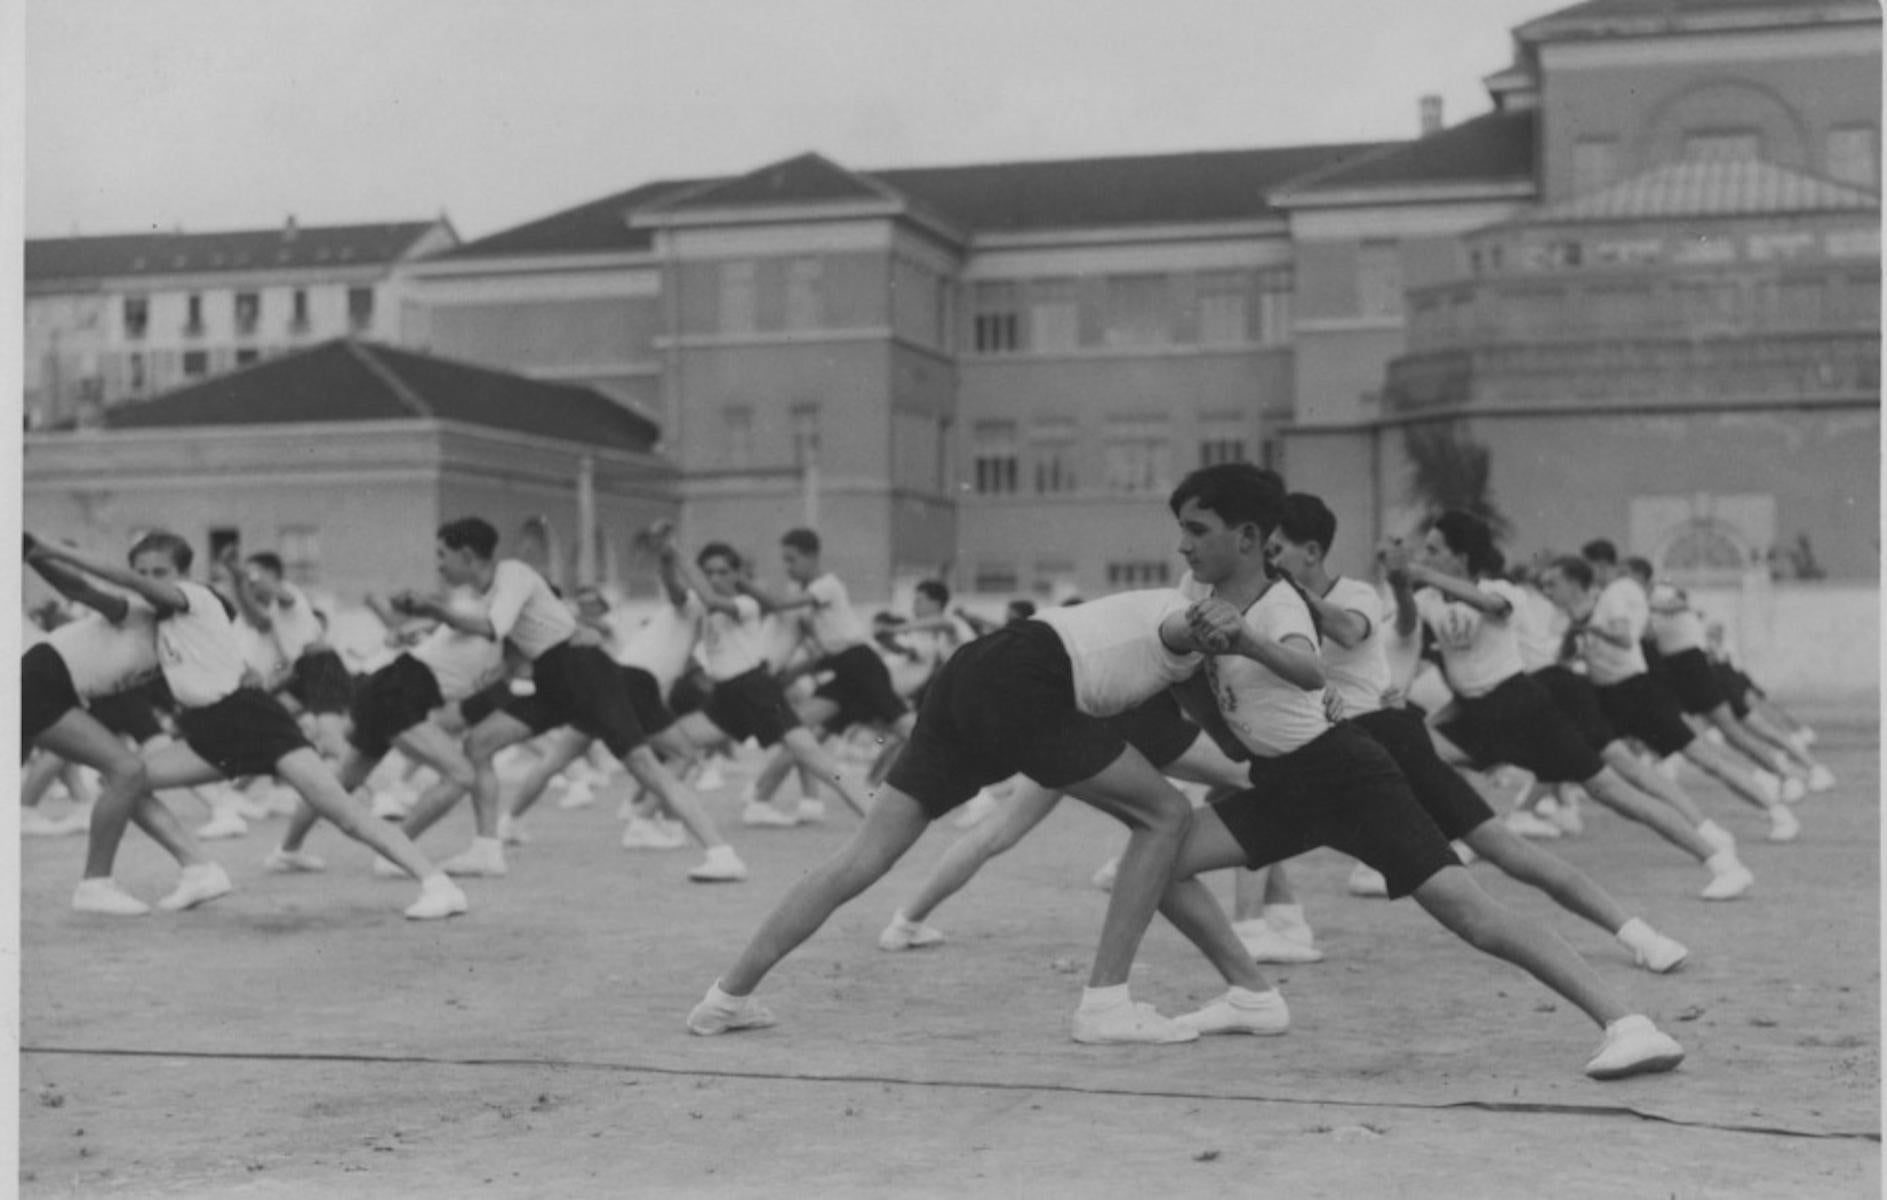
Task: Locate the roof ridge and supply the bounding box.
[344,339,434,419]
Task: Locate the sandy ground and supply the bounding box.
[17,710,1880,1198]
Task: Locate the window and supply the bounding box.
[123,297,149,340]
[236,348,261,367]
[184,294,204,336]
[1032,560,1076,598]
[1199,436,1247,467]
[973,563,1019,595]
[1826,126,1878,188]
[1030,416,1078,494]
[182,350,210,378]
[790,403,821,469]
[720,262,757,334]
[1684,130,1760,162]
[972,420,1019,494]
[1256,268,1294,344]
[784,258,822,331]
[1029,279,1079,352]
[290,289,310,332]
[1103,416,1171,494]
[1356,242,1403,318]
[128,352,146,393]
[1572,138,1619,195]
[1106,561,1171,588]
[723,405,754,468]
[233,291,260,335]
[1103,275,1170,347]
[971,282,1021,354]
[347,286,375,332]
[278,526,321,584]
[1196,273,1248,346]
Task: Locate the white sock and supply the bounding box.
[707,980,744,1006]
[1615,917,1652,946]
[1705,849,1741,873]
[1226,986,1279,1007]
[1080,984,1129,1013]
[421,871,452,888]
[1697,819,1730,843]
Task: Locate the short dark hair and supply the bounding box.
[780,528,821,556]
[1624,556,1654,583]
[1545,554,1596,589]
[1581,538,1619,566]
[1277,493,1337,555]
[1431,511,1502,577]
[914,579,950,607]
[1169,463,1287,534]
[697,542,741,571]
[128,530,193,572]
[245,552,285,578]
[1006,598,1037,620]
[438,517,498,560]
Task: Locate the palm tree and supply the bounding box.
[1403,422,1512,539]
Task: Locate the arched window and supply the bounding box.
[1658,518,1750,585]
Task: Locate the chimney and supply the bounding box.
[1420,94,1444,137]
[283,214,299,242]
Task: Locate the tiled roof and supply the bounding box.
[1528,158,1879,223]
[26,222,443,283]
[1274,110,1536,198]
[1517,0,1877,42]
[103,339,662,452]
[441,179,708,259]
[658,153,898,211]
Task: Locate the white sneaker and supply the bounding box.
[1702,727,1726,747]
[1751,770,1783,806]
[740,802,799,828]
[795,799,827,824]
[1767,805,1801,843]
[694,761,727,792]
[263,784,303,817]
[156,863,234,912]
[687,846,748,883]
[1695,821,1736,854]
[404,875,469,920]
[1699,855,1753,901]
[954,789,1000,829]
[72,878,150,916]
[497,813,531,846]
[1235,920,1324,964]
[1634,933,1689,974]
[687,988,775,1035]
[1585,1015,1684,1080]
[370,788,414,821]
[1090,856,1120,893]
[621,816,687,850]
[1806,764,1835,793]
[878,913,946,951]
[440,841,507,878]
[264,847,327,873]
[196,811,250,841]
[1779,776,1807,805]
[1347,862,1388,898]
[556,779,596,810]
[1507,809,1561,840]
[1072,1001,1199,1045]
[21,809,84,837]
[1172,990,1291,1036]
[1546,793,1584,836]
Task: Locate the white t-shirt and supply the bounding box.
[49,604,162,700]
[1415,578,1526,700]
[237,616,295,690]
[1031,589,1202,718]
[688,593,766,681]
[757,610,802,674]
[1509,584,1568,673]
[486,560,577,661]
[269,583,324,661]
[619,601,703,694]
[798,573,868,657]
[410,586,505,701]
[1647,583,1706,655]
[1316,576,1390,718]
[1379,582,1426,700]
[1204,581,1327,757]
[1582,578,1650,685]
[157,581,247,708]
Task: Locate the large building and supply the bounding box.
[397,0,1877,610]
[23,218,457,430]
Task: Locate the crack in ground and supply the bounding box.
[24,1043,1877,1143]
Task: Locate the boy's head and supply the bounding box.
[1538,554,1597,611]
[780,528,821,584]
[1265,493,1336,585]
[129,531,193,581]
[1005,598,1036,623]
[1581,538,1619,568]
[1170,463,1287,585]
[436,517,498,586]
[244,551,287,600]
[1624,556,1654,587]
[913,579,950,616]
[1422,510,1500,579]
[574,584,609,620]
[697,543,742,595]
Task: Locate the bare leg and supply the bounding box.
[462,712,538,840]
[37,712,152,881]
[496,729,591,822]
[900,781,1065,923]
[1602,742,1709,826]
[1582,766,1717,861]
[1682,737,1781,812]
[1060,750,1195,989]
[779,727,874,818]
[1461,819,1631,934]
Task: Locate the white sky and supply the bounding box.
[21,0,1563,242]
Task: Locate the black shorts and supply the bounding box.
[885,621,1131,820]
[1530,665,1616,754]
[812,644,908,732]
[503,641,650,759]
[1594,674,1696,759]
[1106,689,1202,771]
[703,666,798,749]
[1714,662,1754,718]
[1213,722,1459,900]
[1354,707,1495,842]
[87,683,164,745]
[1660,648,1727,716]
[176,687,311,779]
[458,678,516,730]
[667,666,711,717]
[287,648,356,715]
[620,665,678,739]
[348,653,446,760]
[22,643,81,746]
[1452,674,1606,785]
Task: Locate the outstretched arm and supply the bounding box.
[25,550,130,623]
[29,541,188,614]
[1301,589,1371,650]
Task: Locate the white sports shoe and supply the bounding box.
[404,875,469,920]
[196,811,250,841]
[1699,855,1753,901]
[740,802,799,828]
[1172,990,1291,1036]
[1545,792,1585,836]
[1751,770,1784,806]
[72,878,150,916]
[1347,862,1388,898]
[694,761,727,792]
[1236,920,1324,964]
[688,988,776,1036]
[878,914,946,951]
[1071,1001,1199,1045]
[440,841,508,878]
[556,779,596,810]
[1585,1015,1684,1080]
[687,846,749,883]
[1506,810,1562,840]
[370,787,415,821]
[795,799,827,824]
[264,847,327,874]
[497,813,531,845]
[1806,764,1836,793]
[1616,918,1688,974]
[21,809,86,838]
[621,816,687,850]
[156,863,234,912]
[1779,776,1807,805]
[1767,804,1801,843]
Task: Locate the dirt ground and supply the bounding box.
[16,707,1880,1198]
